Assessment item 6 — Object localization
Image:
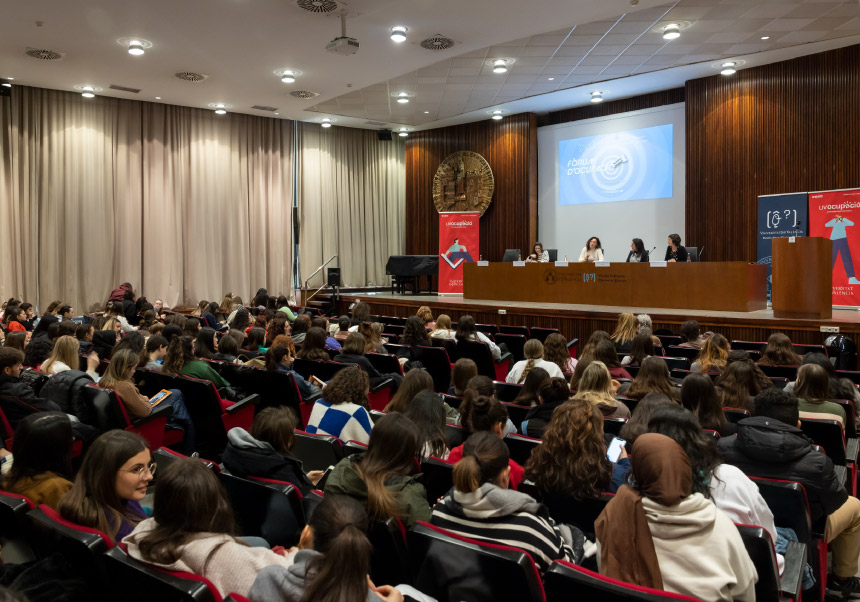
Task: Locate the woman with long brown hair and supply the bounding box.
[757,332,803,366]
[124,459,294,598]
[692,333,730,373]
[432,432,576,573]
[58,431,153,542]
[794,363,846,423]
[325,412,430,527]
[715,361,770,411]
[620,356,678,401]
[526,398,628,499]
[521,376,569,438]
[592,339,633,380]
[610,312,639,351]
[385,368,434,413]
[681,372,733,436]
[543,332,576,374]
[449,358,478,396]
[296,327,330,361]
[511,367,550,407]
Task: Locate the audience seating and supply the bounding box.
[798,417,858,494]
[444,423,466,449]
[224,596,252,602]
[501,401,529,434]
[217,473,304,548]
[659,357,691,371]
[408,521,546,602]
[103,546,221,602]
[82,382,181,451]
[384,324,405,337]
[494,381,523,403]
[368,518,411,587]
[441,393,463,410]
[367,352,404,377]
[475,324,499,336]
[0,406,15,449]
[421,457,455,504]
[26,505,113,596]
[214,363,304,422]
[731,341,766,353]
[0,490,36,563]
[152,447,220,476]
[432,337,460,361]
[544,560,701,601]
[567,338,579,359]
[499,325,531,338]
[723,407,751,424]
[414,345,453,393]
[293,430,343,471]
[702,429,720,441]
[603,417,627,437]
[342,439,368,456]
[369,409,386,422]
[383,343,411,357]
[625,365,640,377]
[758,365,800,380]
[768,376,790,389]
[292,357,322,380]
[666,346,698,361]
[831,398,858,438]
[616,395,639,413]
[495,333,527,362]
[504,432,541,465]
[530,327,559,344]
[836,370,860,385]
[735,524,805,602]
[457,339,512,381]
[542,493,613,539]
[793,344,827,356]
[656,335,683,348]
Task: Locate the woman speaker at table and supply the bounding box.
[578,236,604,263]
[626,238,650,263]
[664,233,689,262]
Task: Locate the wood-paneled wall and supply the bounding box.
[686,44,860,261]
[404,113,537,260]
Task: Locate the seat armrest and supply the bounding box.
[226,393,260,415]
[566,338,579,349]
[371,378,395,393]
[846,438,859,464]
[132,403,174,426]
[835,464,848,488]
[494,351,512,365]
[780,541,806,600]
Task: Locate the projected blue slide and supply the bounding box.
[558,124,673,205]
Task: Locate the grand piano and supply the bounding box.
[385,255,438,294]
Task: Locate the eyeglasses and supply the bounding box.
[121,462,157,478]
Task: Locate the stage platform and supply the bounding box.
[337,292,860,355]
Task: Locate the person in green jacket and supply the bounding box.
[325,412,431,528]
[163,335,231,390]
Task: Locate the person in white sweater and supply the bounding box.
[506,339,564,384]
[124,458,297,599]
[578,236,605,263]
[455,315,502,360]
[595,433,757,602]
[41,335,100,381]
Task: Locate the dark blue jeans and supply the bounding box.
[832,237,856,279]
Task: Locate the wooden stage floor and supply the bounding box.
[337,292,860,348]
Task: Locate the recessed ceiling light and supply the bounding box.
[214,104,227,115]
[321,118,332,128]
[117,38,152,55]
[390,26,407,43]
[488,109,504,121]
[591,90,603,103]
[81,86,95,98]
[1,81,11,88]
[396,92,410,104]
[155,96,161,100]
[492,59,508,74]
[548,77,555,81]
[662,24,681,40]
[128,41,144,55]
[761,36,770,40]
[399,128,409,137]
[275,68,303,84]
[274,112,279,115]
[720,61,737,76]
[6,78,13,80]
[424,111,430,114]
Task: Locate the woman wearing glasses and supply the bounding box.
[59,430,156,543]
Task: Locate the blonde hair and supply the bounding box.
[611,313,639,345]
[42,336,80,374]
[98,349,140,388]
[432,314,452,333]
[518,339,544,384]
[102,318,119,332]
[572,360,618,408]
[416,306,434,325]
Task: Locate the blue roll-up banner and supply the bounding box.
[756,193,809,301]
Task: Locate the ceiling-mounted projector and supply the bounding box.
[327,13,359,55]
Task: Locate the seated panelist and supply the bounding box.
[526,242,549,263]
[664,233,688,262]
[578,236,604,263]
[626,238,650,263]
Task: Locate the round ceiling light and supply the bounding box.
[117,38,153,55]
[274,68,304,84]
[590,90,603,103]
[492,59,508,74]
[214,104,227,115]
[662,24,681,40]
[720,62,737,75]
[397,92,410,104]
[81,86,95,98]
[390,26,408,43]
[399,128,409,137]
[128,41,144,55]
[321,117,332,128]
[491,110,503,121]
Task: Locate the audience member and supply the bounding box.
[211,333,239,363]
[402,390,450,461]
[325,412,430,527]
[311,316,342,350]
[542,332,576,374]
[785,352,860,424]
[572,361,630,418]
[449,358,478,396]
[718,388,860,598]
[621,330,654,367]
[385,368,434,413]
[592,340,633,380]
[306,366,373,444]
[595,433,756,600]
[242,327,266,359]
[506,339,564,383]
[521,377,570,438]
[635,314,662,347]
[794,363,847,424]
[2,412,73,510]
[400,315,431,348]
[42,335,99,380]
[3,331,27,352]
[143,335,168,370]
[618,356,678,401]
[433,431,576,573]
[511,367,550,407]
[296,327,330,361]
[348,301,371,330]
[618,393,675,450]
[58,430,152,543]
[193,328,218,360]
[264,344,321,402]
[0,347,61,429]
[124,459,295,598]
[678,320,707,349]
[455,315,501,360]
[610,312,638,353]
[757,333,803,366]
[430,314,457,340]
[163,335,232,390]
[416,306,435,330]
[333,332,402,390]
[715,361,769,411]
[334,315,351,341]
[692,333,730,373]
[680,372,734,436]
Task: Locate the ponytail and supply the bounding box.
[519,338,545,384]
[300,495,373,602]
[459,394,508,435]
[453,432,510,492]
[518,358,537,384]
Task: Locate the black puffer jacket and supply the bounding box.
[521,400,566,439]
[40,370,96,426]
[717,415,848,523]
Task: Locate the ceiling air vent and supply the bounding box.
[174,72,208,83]
[109,84,141,93]
[290,90,320,99]
[420,35,455,51]
[25,47,65,61]
[296,0,340,13]
[251,105,279,112]
[365,120,388,126]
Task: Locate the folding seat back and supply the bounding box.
[494,333,527,362]
[441,393,463,410]
[544,560,701,601]
[625,365,640,378]
[666,346,698,360]
[794,344,827,357]
[836,370,860,385]
[259,370,304,424]
[655,335,683,348]
[494,381,523,403]
[831,398,858,438]
[731,341,767,354]
[798,417,848,466]
[758,364,799,380]
[603,416,628,437]
[408,521,546,602]
[293,430,343,471]
[734,525,785,602]
[529,327,559,344]
[499,325,530,338]
[616,395,640,414]
[475,324,498,336]
[0,490,36,562]
[367,352,405,377]
[133,368,181,398]
[567,338,579,358]
[292,358,322,380]
[768,376,789,389]
[26,505,113,595]
[432,337,460,361]
[504,432,541,465]
[0,405,15,449]
[723,407,751,424]
[384,324,405,338]
[542,492,613,539]
[368,518,411,587]
[81,383,176,450]
[457,340,502,380]
[660,357,691,371]
[421,457,455,504]
[319,360,354,382]
[444,423,466,449]
[152,447,220,478]
[342,439,368,456]
[501,401,529,434]
[217,473,304,547]
[103,546,220,602]
[414,346,453,393]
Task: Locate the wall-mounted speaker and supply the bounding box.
[327,267,341,287]
[377,129,392,141]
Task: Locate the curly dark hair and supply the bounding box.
[401,315,430,346]
[325,366,370,408]
[525,398,611,500]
